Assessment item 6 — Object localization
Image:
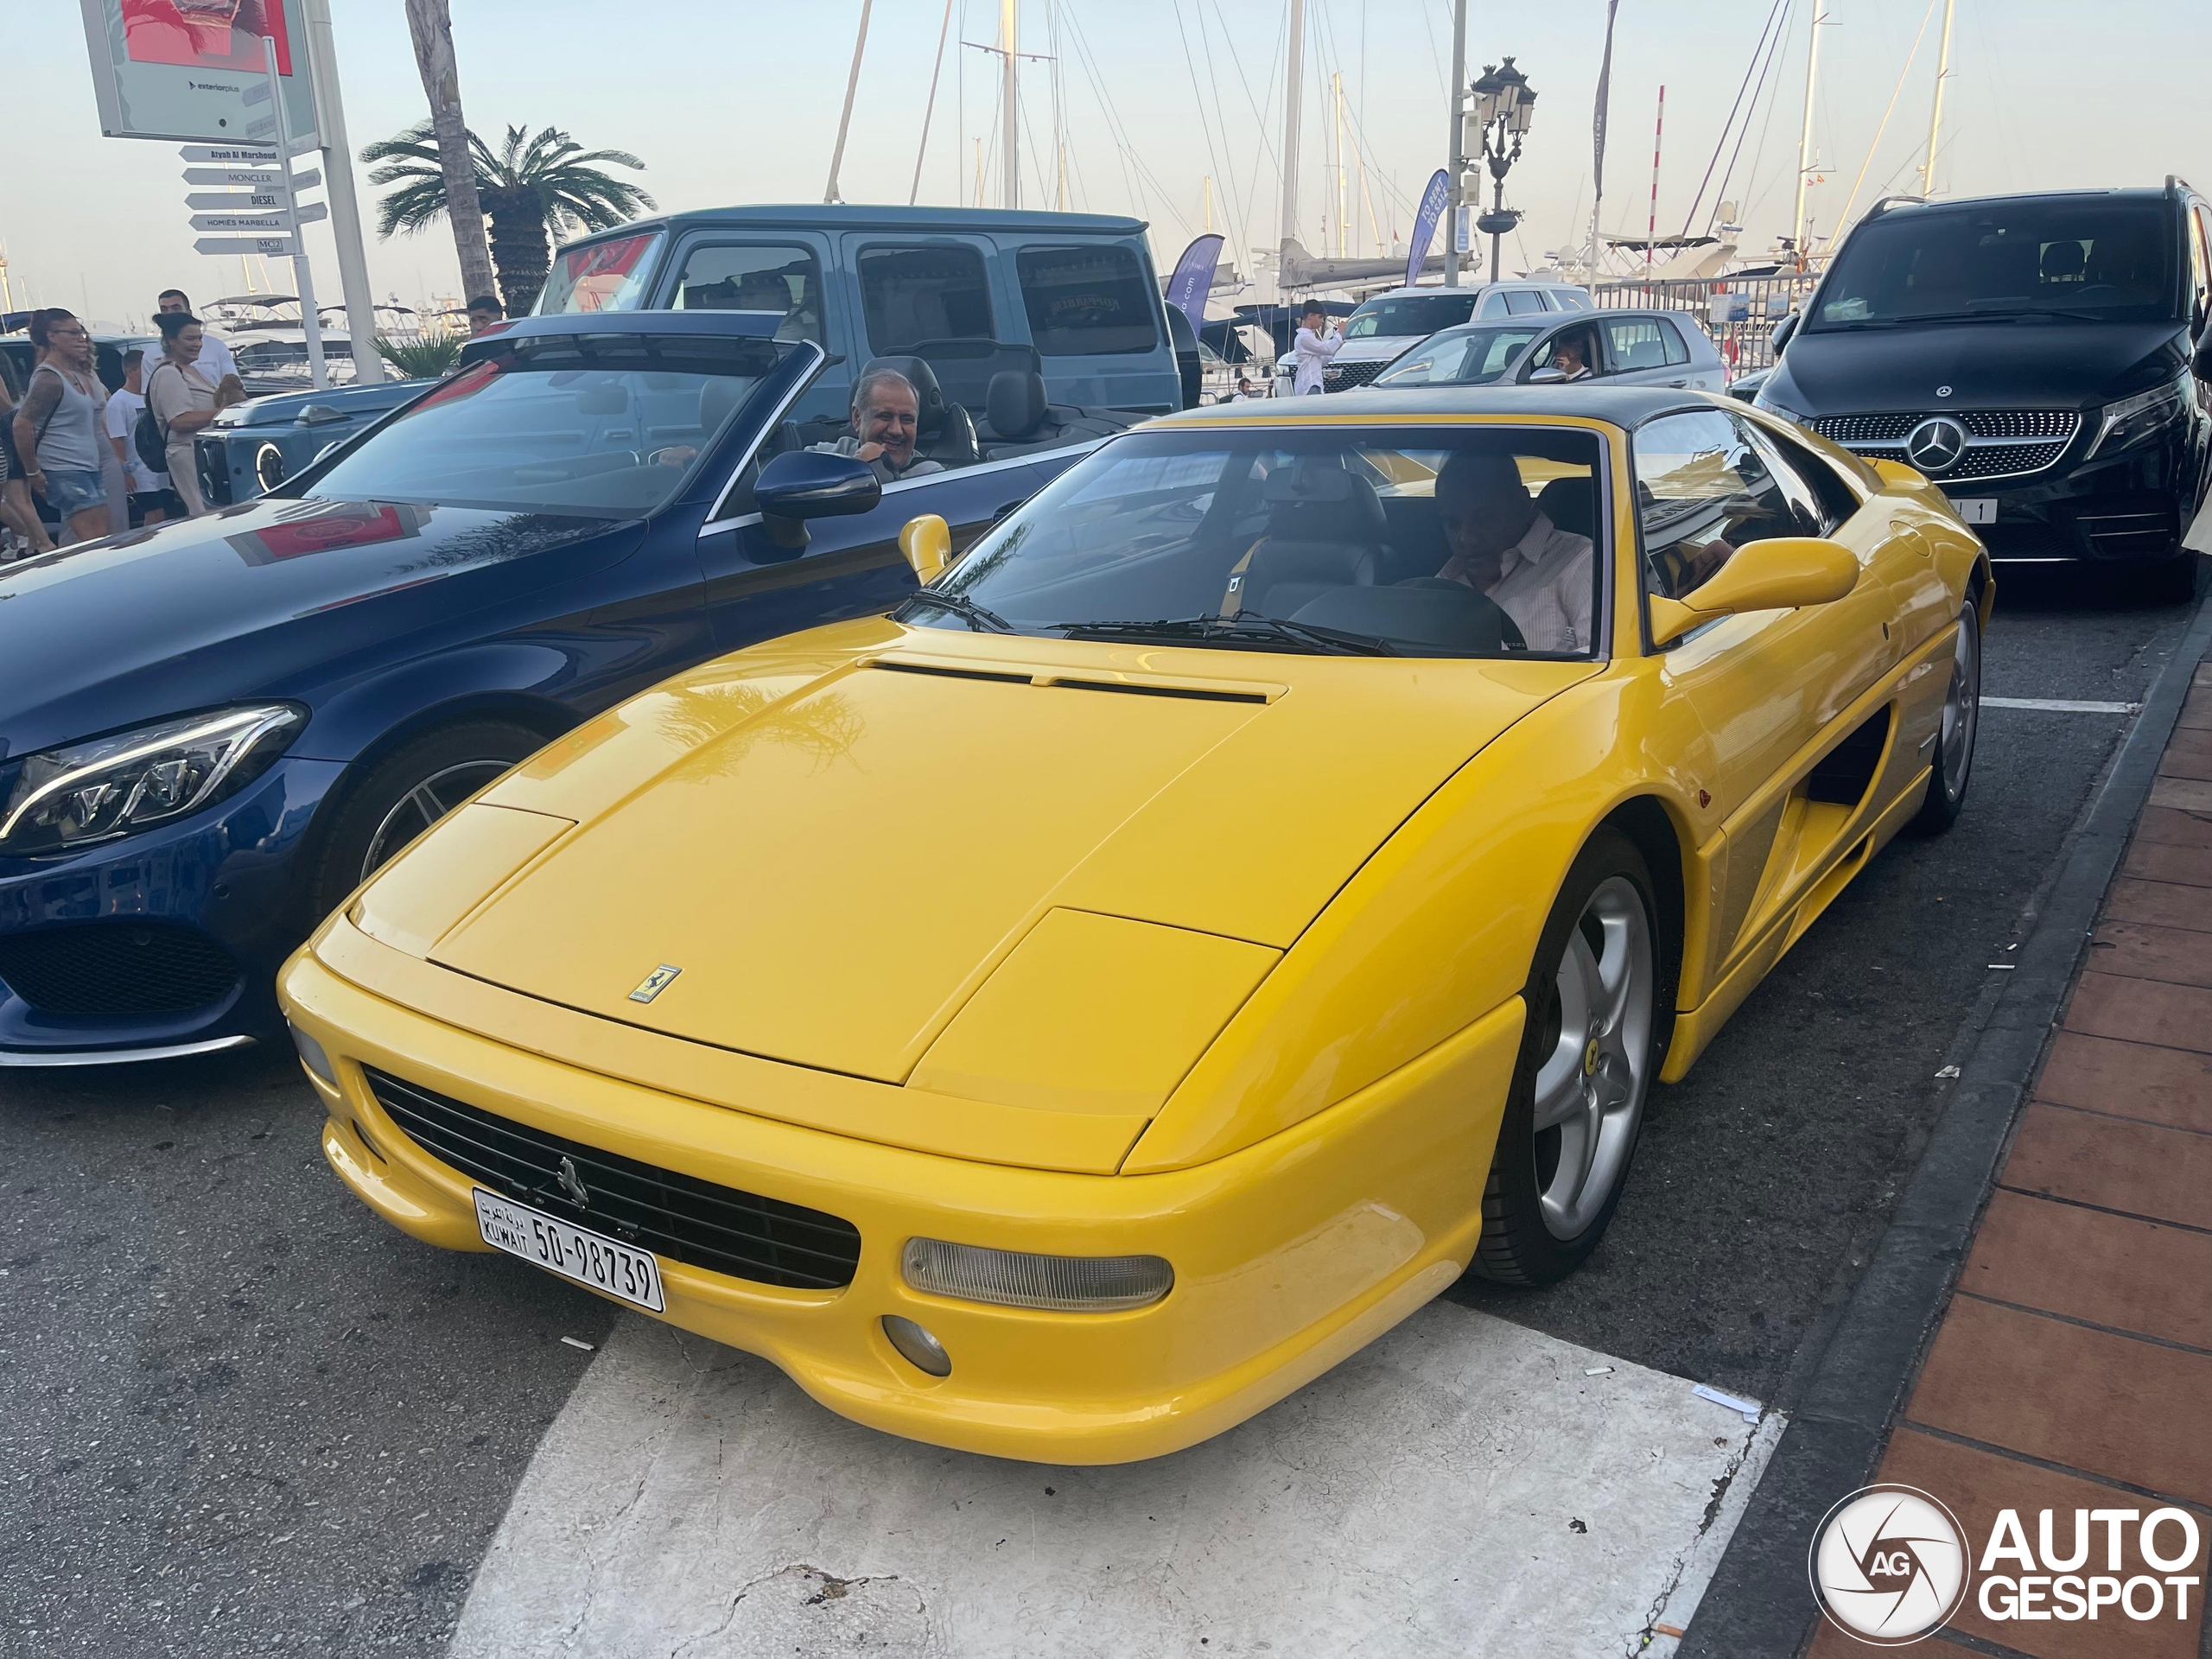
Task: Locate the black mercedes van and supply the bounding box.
[1757,183,2211,599]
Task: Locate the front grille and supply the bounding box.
[1324,360,1386,391]
[365,1069,863,1291]
[1811,409,2078,444]
[0,923,241,1015]
[1850,439,2074,480]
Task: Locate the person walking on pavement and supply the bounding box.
[156,289,245,400]
[11,309,114,546]
[145,313,239,518]
[1290,302,1342,395]
[104,349,177,528]
[0,368,57,556]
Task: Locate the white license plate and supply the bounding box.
[1952,498,1999,524]
[473,1187,665,1312]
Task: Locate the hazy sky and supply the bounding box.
[7,0,2207,331]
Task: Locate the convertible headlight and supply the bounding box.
[2085,373,2192,460]
[0,704,305,857]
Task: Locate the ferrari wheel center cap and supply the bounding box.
[1584,1037,1601,1076]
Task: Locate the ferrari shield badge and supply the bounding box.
[629,964,683,1004]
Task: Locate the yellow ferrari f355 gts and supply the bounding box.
[280,387,1989,1463]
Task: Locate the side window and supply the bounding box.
[1605,317,1675,372]
[1633,410,1802,607]
[1554,289,1592,311]
[1745,422,1861,534]
[1477,290,1513,319]
[1659,320,1694,365]
[858,245,995,355]
[670,243,823,344]
[1015,245,1160,355]
[1503,290,1547,315]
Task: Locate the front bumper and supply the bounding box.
[279,916,1522,1464]
[0,756,347,1061]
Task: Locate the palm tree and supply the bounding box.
[361,122,656,316]
[402,0,497,308]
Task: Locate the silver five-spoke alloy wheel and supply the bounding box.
[359,760,514,881]
[1529,875,1655,1239]
[1936,603,1980,803]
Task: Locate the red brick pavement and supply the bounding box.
[1810,664,2212,1656]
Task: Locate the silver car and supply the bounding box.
[1365,307,1729,395]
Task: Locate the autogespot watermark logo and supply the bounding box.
[1810,1485,1971,1643]
[1810,1484,2206,1643]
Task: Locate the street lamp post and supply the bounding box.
[1469,58,1536,284]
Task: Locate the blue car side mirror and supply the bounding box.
[753,450,884,555]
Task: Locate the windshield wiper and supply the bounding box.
[1052,613,1401,656]
[894,589,1015,633]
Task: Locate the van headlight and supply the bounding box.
[2086,374,2192,460]
[0,704,306,857]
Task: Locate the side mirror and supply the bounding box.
[1525,365,1568,385]
[1646,536,1859,645]
[753,449,882,552]
[899,513,950,584]
[2193,333,2212,379]
[1770,311,1801,355]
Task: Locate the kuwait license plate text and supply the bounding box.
[473,1188,666,1312]
[1952,498,1998,524]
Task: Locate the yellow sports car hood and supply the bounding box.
[372,624,1593,1088]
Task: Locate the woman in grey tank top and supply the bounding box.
[12,308,111,545]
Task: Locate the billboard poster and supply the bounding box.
[78,0,319,147]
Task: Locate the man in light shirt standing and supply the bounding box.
[1433,450,1593,652]
[1289,302,1341,395]
[103,350,177,527]
[156,289,245,398]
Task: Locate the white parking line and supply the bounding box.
[1980,696,2140,714]
[450,1302,1784,1658]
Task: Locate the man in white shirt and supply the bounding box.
[1289,302,1341,395]
[1433,450,1594,652]
[156,289,244,394]
[103,349,175,525]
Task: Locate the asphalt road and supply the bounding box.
[0,565,2200,1657]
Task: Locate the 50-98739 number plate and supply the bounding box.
[473,1188,666,1313]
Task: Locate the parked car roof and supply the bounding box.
[561,204,1150,244]
[1147,384,1724,425]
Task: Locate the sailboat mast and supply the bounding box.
[1791,1,1826,263]
[1281,0,1305,269]
[1921,0,1956,198]
[1001,0,1020,209]
[1335,73,1349,257]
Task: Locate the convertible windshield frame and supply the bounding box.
[923,419,1618,662]
[281,332,814,520]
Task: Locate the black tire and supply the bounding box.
[1473,828,1666,1287]
[307,721,546,921]
[2138,554,2202,607]
[1908,600,1981,836]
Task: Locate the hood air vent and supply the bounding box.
[866,659,1274,706]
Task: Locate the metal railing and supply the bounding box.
[1591,272,1822,376]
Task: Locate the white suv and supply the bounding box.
[1311,281,1592,392]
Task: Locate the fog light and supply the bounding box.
[901,1238,1173,1313]
[288,1020,335,1087]
[880,1314,951,1376]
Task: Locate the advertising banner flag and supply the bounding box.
[1405,169,1451,289]
[79,0,319,146]
[1166,234,1225,329]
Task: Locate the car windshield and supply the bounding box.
[1374,325,1546,386]
[299,333,793,518]
[918,426,1605,659]
[1811,199,2177,328]
[535,229,664,315]
[1342,293,1479,339]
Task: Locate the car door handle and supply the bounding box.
[1667,378,1689,388]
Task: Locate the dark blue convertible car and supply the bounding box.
[0,310,1104,1065]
